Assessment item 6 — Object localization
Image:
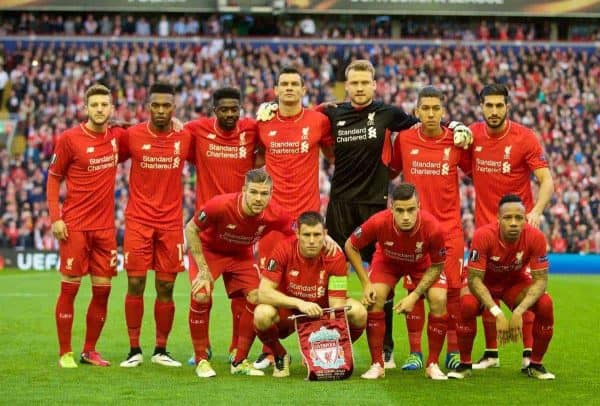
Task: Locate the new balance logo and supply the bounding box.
[475,146,483,152]
[490,256,500,261]
[207,133,216,139]
[289,270,299,277]
[410,149,419,155]
[337,121,346,127]
[268,130,277,137]
[384,241,394,246]
[142,144,151,150]
[226,224,237,230]
[86,147,95,153]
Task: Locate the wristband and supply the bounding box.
[490,305,502,317]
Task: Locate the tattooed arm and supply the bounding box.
[185,219,212,298]
[394,263,443,314]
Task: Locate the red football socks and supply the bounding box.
[55,280,81,355]
[189,298,211,362]
[83,284,111,353]
[125,294,144,348]
[366,311,385,367]
[154,299,175,348]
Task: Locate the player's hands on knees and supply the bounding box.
[256,102,278,122]
[298,301,323,318]
[51,220,69,241]
[394,292,419,314]
[191,272,213,299]
[361,282,377,306]
[171,117,184,132]
[496,314,512,346]
[508,311,523,343]
[323,236,342,256]
[449,121,473,150]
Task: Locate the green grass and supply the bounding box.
[0,269,598,405]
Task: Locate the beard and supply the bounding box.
[485,111,508,129]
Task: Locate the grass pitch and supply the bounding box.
[0,269,598,405]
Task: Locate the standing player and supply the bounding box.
[449,195,555,380]
[185,169,296,378]
[254,66,334,368]
[320,60,471,368]
[388,86,470,371]
[48,84,121,368]
[254,211,367,377]
[345,183,449,380]
[185,87,261,362]
[119,82,192,368]
[469,84,554,369]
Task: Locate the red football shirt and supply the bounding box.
[469,120,548,228]
[185,117,259,209]
[349,209,446,272]
[258,109,332,219]
[120,122,192,230]
[390,127,470,239]
[262,239,347,308]
[194,193,295,256]
[468,222,549,289]
[49,124,122,231]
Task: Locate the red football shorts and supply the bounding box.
[59,228,117,278]
[124,220,184,279]
[370,256,446,290]
[195,249,259,297]
[187,251,245,299]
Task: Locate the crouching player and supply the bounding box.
[345,183,449,380]
[254,211,367,377]
[449,194,555,380]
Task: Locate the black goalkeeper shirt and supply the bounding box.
[323,101,418,203]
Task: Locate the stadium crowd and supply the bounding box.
[0,36,598,254]
[1,12,599,41]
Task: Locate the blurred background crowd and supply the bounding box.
[0,11,598,254]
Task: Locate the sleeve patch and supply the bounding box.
[50,153,57,165]
[197,211,207,222]
[353,227,362,238]
[267,258,277,272]
[469,250,479,262]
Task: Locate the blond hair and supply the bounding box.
[344,59,375,80]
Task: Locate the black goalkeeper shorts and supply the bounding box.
[325,200,387,263]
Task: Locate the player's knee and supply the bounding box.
[246,289,259,305]
[192,291,211,304]
[156,280,175,300]
[127,276,146,296]
[347,298,367,327]
[460,294,480,320]
[533,293,554,321]
[427,288,447,316]
[254,304,277,331]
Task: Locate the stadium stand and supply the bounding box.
[0,13,598,253]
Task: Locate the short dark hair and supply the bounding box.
[298,211,324,228]
[213,87,241,106]
[498,194,523,208]
[391,183,418,202]
[479,84,509,103]
[417,86,443,105]
[244,168,272,185]
[85,84,111,104]
[277,66,304,85]
[149,82,175,96]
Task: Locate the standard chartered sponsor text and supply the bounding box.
[269,140,301,154]
[337,127,368,143]
[87,154,117,171]
[475,158,503,173]
[140,155,179,169]
[207,144,240,158]
[411,160,442,175]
